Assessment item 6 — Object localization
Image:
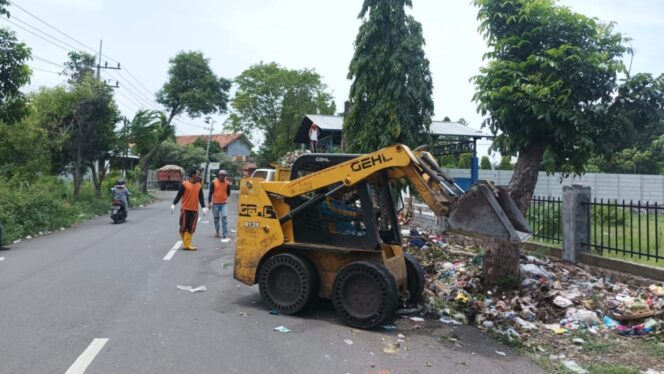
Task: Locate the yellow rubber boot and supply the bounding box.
[183,232,197,251]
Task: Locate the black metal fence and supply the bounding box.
[584,199,663,262]
[527,196,664,262]
[527,196,563,244]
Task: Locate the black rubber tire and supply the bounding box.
[258,253,319,315]
[404,253,425,305]
[331,261,398,329]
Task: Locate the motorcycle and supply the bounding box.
[111,200,127,224]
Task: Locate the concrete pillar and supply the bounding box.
[563,184,591,263]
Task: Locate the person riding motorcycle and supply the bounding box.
[112,179,131,216]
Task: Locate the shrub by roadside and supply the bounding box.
[0,176,154,245]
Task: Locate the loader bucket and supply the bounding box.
[447,181,532,243]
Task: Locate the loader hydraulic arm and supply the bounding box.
[261,143,531,242]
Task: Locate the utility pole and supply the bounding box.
[203,117,215,189]
[123,116,129,178]
[96,39,121,85]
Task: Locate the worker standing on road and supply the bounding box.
[170,170,207,250]
[208,170,231,240]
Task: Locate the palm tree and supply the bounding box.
[128,109,173,193]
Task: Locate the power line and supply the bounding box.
[121,67,155,98]
[8,0,98,55]
[10,15,85,53]
[29,65,61,75]
[116,69,157,105]
[0,17,72,53]
[9,1,161,116]
[105,69,157,108]
[33,55,62,68]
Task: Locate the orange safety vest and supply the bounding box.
[212,178,229,204]
[181,180,202,211]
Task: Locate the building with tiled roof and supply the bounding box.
[175,133,253,160]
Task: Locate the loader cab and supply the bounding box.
[288,154,401,250]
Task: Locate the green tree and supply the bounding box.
[480,156,491,170]
[192,138,223,156]
[498,156,514,171]
[228,62,335,164]
[344,0,433,153]
[0,25,31,123]
[458,153,472,169]
[128,109,173,193]
[63,51,96,84]
[472,0,627,214]
[152,50,230,191]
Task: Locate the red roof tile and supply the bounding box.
[175,133,252,148]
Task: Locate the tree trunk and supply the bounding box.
[482,239,521,289]
[138,145,161,193]
[508,143,547,215]
[89,161,101,198]
[73,157,82,201]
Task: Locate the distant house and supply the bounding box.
[175,133,253,160]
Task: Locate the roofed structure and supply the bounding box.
[176,133,254,149]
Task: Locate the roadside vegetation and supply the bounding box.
[0,174,153,245]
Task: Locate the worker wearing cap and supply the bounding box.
[209,170,231,239]
[171,170,207,250]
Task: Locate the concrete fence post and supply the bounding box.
[0,222,4,248]
[563,184,591,263]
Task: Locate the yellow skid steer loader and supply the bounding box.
[233,144,530,328]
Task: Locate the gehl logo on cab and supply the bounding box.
[350,153,393,172]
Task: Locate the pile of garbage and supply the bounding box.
[405,228,664,344]
[277,150,310,167]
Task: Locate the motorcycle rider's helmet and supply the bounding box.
[117,179,126,186]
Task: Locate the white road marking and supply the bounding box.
[163,241,182,261]
[65,338,109,374]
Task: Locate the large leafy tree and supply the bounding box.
[0,17,31,124]
[28,78,119,199]
[149,51,230,191]
[472,0,627,214]
[127,109,173,193]
[588,73,664,174]
[344,0,433,153]
[228,62,335,164]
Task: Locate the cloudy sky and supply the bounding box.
[5,0,664,158]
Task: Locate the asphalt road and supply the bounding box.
[0,191,543,374]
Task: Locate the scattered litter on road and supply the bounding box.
[239,312,249,317]
[572,338,585,345]
[176,285,207,293]
[382,341,400,355]
[562,360,589,374]
[381,324,396,330]
[344,339,354,345]
[350,329,361,335]
[0,257,4,262]
[409,316,425,322]
[269,310,280,315]
[495,350,506,356]
[222,263,233,269]
[230,229,237,233]
[439,316,462,325]
[12,239,20,244]
[274,326,291,333]
[221,238,231,243]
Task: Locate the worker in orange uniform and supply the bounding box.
[170,170,207,250]
[208,169,231,239]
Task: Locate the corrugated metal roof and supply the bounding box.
[301,115,492,139]
[306,114,344,130]
[429,121,493,138]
